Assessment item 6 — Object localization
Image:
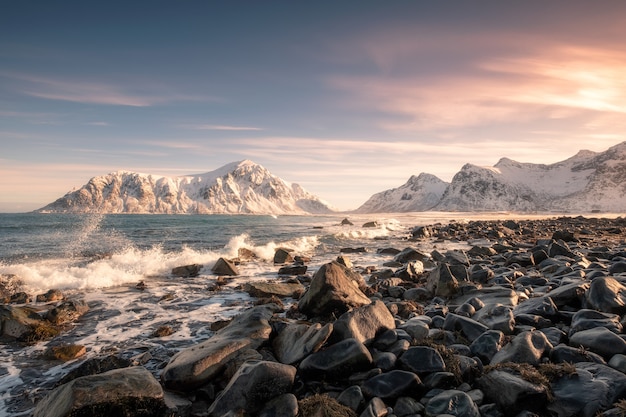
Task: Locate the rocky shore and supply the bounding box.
[3,215,626,417]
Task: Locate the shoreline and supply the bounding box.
[1,215,626,416]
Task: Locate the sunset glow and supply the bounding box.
[1,1,625,211]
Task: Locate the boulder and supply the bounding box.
[398,346,446,375]
[211,258,239,276]
[478,369,549,415]
[331,300,395,345]
[443,313,489,343]
[57,355,132,386]
[46,299,89,325]
[0,305,46,340]
[171,263,203,277]
[299,338,373,379]
[207,360,296,416]
[161,304,277,390]
[274,248,294,264]
[584,276,626,314]
[277,265,308,275]
[513,296,558,318]
[258,393,299,417]
[470,330,505,364]
[36,289,65,303]
[361,370,422,400]
[425,389,480,417]
[426,263,459,298]
[362,221,379,228]
[548,362,626,417]
[245,282,305,299]
[394,248,429,264]
[550,344,606,364]
[473,303,515,334]
[490,330,552,365]
[273,322,333,365]
[569,327,626,359]
[569,309,622,337]
[297,262,371,317]
[33,366,164,417]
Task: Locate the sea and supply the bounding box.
[0,211,557,415]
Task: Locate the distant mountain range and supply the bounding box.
[356,141,626,213]
[37,142,626,214]
[37,160,334,215]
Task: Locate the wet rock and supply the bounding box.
[245,281,305,298]
[470,330,505,364]
[46,299,89,325]
[361,370,422,400]
[425,389,480,417]
[550,344,606,364]
[569,327,626,359]
[337,385,365,412]
[473,304,515,334]
[58,355,132,385]
[584,276,626,314]
[490,330,552,365]
[336,255,353,269]
[45,344,87,362]
[411,226,432,238]
[341,218,354,226]
[512,296,558,318]
[211,258,239,276]
[545,282,588,308]
[274,248,294,264]
[278,264,308,275]
[273,322,333,365]
[443,313,489,343]
[171,263,202,277]
[422,371,458,390]
[362,221,379,228]
[569,309,622,336]
[8,291,31,303]
[398,318,430,343]
[161,304,277,390]
[609,261,626,274]
[238,247,258,261]
[398,346,446,375]
[33,366,164,417]
[393,248,428,264]
[258,393,299,417]
[299,338,373,379]
[331,300,396,345]
[207,360,296,416]
[394,396,424,417]
[0,274,24,302]
[359,397,387,417]
[548,362,626,417]
[426,263,459,297]
[0,304,47,340]
[394,261,424,281]
[478,368,549,415]
[298,262,371,317]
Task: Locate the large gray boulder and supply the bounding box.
[297,262,370,317]
[584,276,626,314]
[490,330,553,365]
[478,369,549,415]
[273,322,333,365]
[161,304,277,390]
[207,360,296,417]
[331,300,395,345]
[569,327,626,359]
[299,338,373,379]
[33,366,164,417]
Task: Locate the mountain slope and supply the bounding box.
[37,160,335,215]
[436,141,626,212]
[355,173,448,213]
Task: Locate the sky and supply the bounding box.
[1,1,626,212]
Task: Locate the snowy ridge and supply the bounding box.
[37,160,335,215]
[358,141,626,213]
[355,173,449,213]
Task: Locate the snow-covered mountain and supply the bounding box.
[36,160,335,215]
[355,173,448,213]
[357,141,626,213]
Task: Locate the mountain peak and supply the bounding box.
[37,161,333,215]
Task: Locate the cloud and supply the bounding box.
[326,25,626,136]
[1,72,214,107]
[181,124,264,131]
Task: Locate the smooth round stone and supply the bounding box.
[470,330,504,364]
[337,385,364,412]
[373,351,397,371]
[569,327,626,359]
[550,344,606,364]
[362,370,422,400]
[360,397,388,417]
[398,346,446,375]
[393,397,424,417]
[257,393,298,417]
[422,372,457,390]
[608,354,626,373]
[373,329,399,350]
[425,390,480,417]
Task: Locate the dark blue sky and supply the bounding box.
[2,1,626,211]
